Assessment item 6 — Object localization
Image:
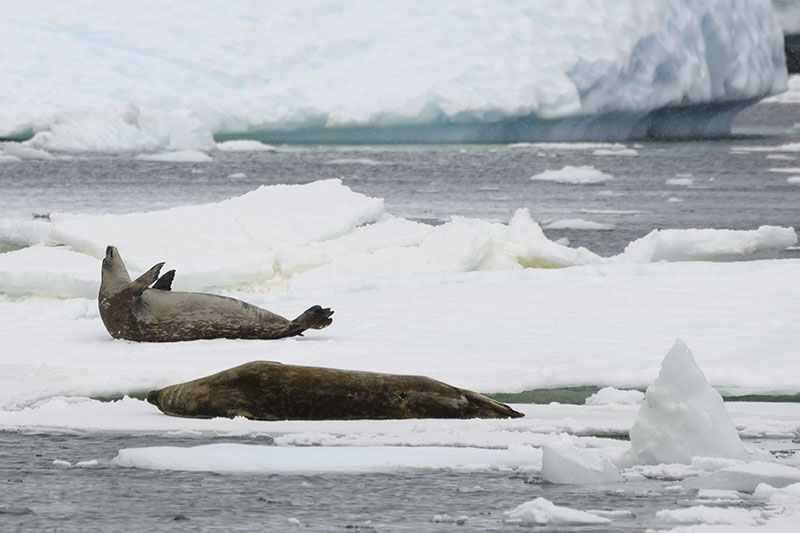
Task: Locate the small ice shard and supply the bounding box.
[684,462,800,492]
[504,497,611,525]
[625,340,748,465]
[541,436,622,484]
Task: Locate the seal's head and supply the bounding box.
[145,389,161,408]
[100,245,132,299]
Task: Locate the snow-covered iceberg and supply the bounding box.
[0,0,786,150]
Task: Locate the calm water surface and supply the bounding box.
[1,431,785,533]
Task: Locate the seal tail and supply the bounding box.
[287,305,334,336]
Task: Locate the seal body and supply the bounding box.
[146,361,524,420]
[99,246,333,342]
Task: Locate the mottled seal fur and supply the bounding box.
[146,361,523,420]
[99,246,333,342]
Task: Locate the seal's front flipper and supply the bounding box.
[152,269,176,291]
[288,305,334,336]
[129,262,165,294]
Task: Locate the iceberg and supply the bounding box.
[0,0,786,151]
[625,340,749,466]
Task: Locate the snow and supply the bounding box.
[616,226,797,263]
[0,181,794,301]
[625,340,748,465]
[666,177,695,186]
[592,148,639,156]
[136,150,213,163]
[585,387,645,406]
[504,498,611,525]
[0,182,798,412]
[656,505,764,526]
[684,462,800,492]
[544,218,615,231]
[0,1,786,150]
[2,143,55,160]
[788,176,800,184]
[215,140,276,152]
[773,0,800,33]
[530,165,614,185]
[112,443,540,473]
[764,74,800,104]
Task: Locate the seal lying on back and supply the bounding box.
[146,361,524,420]
[99,246,333,342]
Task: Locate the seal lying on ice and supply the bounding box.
[98,246,333,342]
[146,361,524,420]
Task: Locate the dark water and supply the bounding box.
[1,103,799,259]
[0,431,775,533]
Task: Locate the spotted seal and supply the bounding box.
[99,246,332,341]
[146,361,524,420]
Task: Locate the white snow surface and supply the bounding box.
[0,180,798,413]
[0,0,787,150]
[0,181,795,301]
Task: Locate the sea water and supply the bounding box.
[1,102,799,531]
[2,431,788,532]
[2,108,799,260]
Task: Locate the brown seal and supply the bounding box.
[98,246,332,341]
[146,361,524,420]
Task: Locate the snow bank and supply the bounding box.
[585,387,644,406]
[530,165,613,185]
[626,340,748,465]
[112,443,539,473]
[616,226,797,263]
[0,182,795,298]
[504,498,610,525]
[0,1,786,150]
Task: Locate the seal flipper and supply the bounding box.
[286,305,334,336]
[129,262,165,295]
[152,269,175,291]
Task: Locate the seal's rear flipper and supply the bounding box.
[152,269,176,291]
[287,305,334,336]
